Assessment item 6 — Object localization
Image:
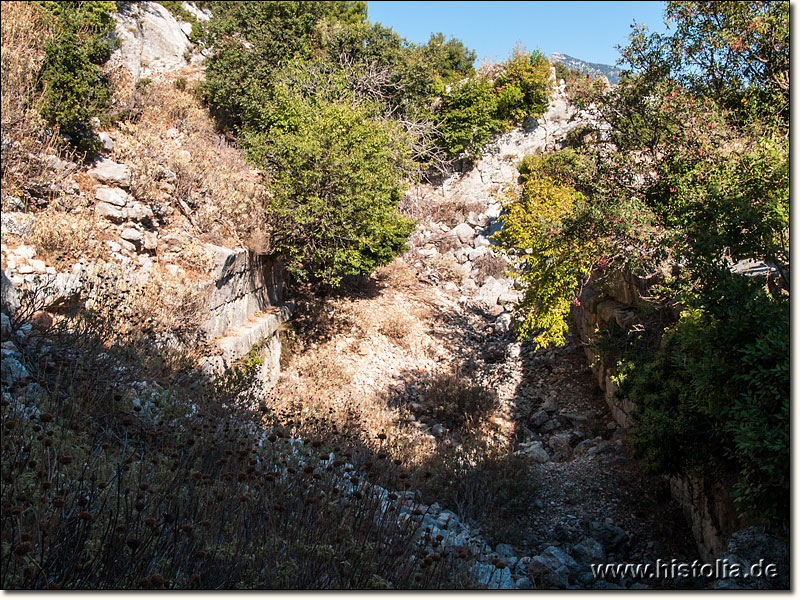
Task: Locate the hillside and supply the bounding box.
[1,0,789,591]
[548,52,621,84]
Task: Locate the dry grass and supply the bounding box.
[401,187,485,228]
[28,209,101,268]
[0,2,78,199]
[2,287,469,589]
[416,369,499,430]
[378,308,414,345]
[111,77,271,249]
[374,259,418,290]
[425,255,468,284]
[472,253,508,285]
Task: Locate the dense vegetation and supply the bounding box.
[195,1,552,284]
[496,1,788,528]
[37,1,116,150]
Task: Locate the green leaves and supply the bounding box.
[434,49,553,159]
[493,162,593,348]
[243,76,413,285]
[37,1,116,150]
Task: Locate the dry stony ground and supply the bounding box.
[274,245,701,586]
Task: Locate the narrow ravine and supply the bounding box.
[271,82,702,589]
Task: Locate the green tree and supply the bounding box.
[37,1,116,149]
[242,70,414,285]
[496,0,789,527]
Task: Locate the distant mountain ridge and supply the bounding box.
[548,52,622,85]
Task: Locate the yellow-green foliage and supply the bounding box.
[494,157,593,348]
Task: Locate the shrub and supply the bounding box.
[435,77,501,159]
[0,2,78,197]
[416,370,498,430]
[243,76,414,285]
[419,442,534,546]
[492,46,551,124]
[493,163,594,348]
[620,276,789,527]
[425,255,467,284]
[38,1,116,150]
[28,209,100,267]
[471,254,507,286]
[378,309,414,344]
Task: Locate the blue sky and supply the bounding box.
[367,1,670,66]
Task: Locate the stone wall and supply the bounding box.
[571,269,742,561]
[198,247,291,389]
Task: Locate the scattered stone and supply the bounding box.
[516,441,550,463]
[95,201,124,222]
[572,537,606,565]
[515,576,534,589]
[449,222,476,245]
[1,212,35,237]
[143,232,158,251]
[473,235,492,248]
[471,563,514,589]
[121,228,143,243]
[95,187,128,207]
[1,356,29,387]
[99,132,114,151]
[89,158,131,187]
[548,432,575,458]
[494,312,512,335]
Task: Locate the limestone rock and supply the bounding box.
[494,312,512,335]
[471,563,514,589]
[99,132,114,152]
[548,432,575,458]
[95,202,124,222]
[475,276,509,307]
[449,222,476,245]
[108,2,192,80]
[1,212,35,237]
[1,356,29,387]
[516,440,550,463]
[572,537,606,565]
[124,201,154,222]
[95,187,128,207]
[89,158,131,187]
[121,228,143,243]
[1,271,20,315]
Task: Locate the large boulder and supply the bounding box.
[107,2,193,80]
[712,527,789,590]
[449,223,476,245]
[474,276,510,307]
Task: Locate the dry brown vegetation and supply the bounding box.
[0,2,78,201]
[2,286,476,589]
[373,259,419,290]
[425,254,468,284]
[415,369,499,430]
[400,186,486,228]
[472,253,508,285]
[111,76,271,250]
[27,209,101,268]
